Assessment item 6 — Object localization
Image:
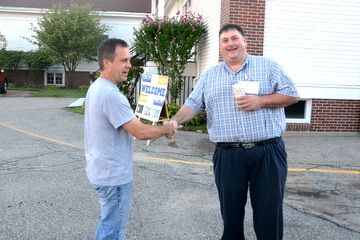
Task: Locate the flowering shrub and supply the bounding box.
[133,11,207,103]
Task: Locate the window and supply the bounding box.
[285,99,312,123]
[183,0,191,12]
[45,72,64,86]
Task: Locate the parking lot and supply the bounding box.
[0,96,359,239]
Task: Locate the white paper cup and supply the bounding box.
[232,84,245,98]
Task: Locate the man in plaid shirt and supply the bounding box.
[167,23,299,240]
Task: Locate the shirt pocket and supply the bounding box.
[249,77,274,96]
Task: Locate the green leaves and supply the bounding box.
[0,51,23,69]
[132,11,207,103]
[28,2,111,88]
[0,51,51,70]
[167,103,206,126]
[22,51,53,70]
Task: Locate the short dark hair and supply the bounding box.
[97,38,129,71]
[219,24,245,38]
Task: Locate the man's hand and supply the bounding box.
[164,120,178,139]
[235,93,299,110]
[235,95,262,111]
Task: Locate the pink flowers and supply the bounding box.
[133,10,208,103]
[137,11,206,44]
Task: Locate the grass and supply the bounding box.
[29,89,87,98]
[182,125,207,132]
[66,106,85,114]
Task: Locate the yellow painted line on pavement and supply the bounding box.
[288,168,360,174]
[0,121,82,148]
[145,157,360,174]
[144,157,213,166]
[2,121,359,174]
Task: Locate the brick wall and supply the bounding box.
[220,0,266,56]
[310,99,360,132]
[7,70,44,87]
[6,69,90,89]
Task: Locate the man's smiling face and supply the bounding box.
[219,29,247,65]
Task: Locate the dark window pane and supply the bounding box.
[47,73,54,84]
[55,73,62,84]
[285,100,305,119]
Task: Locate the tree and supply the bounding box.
[132,11,207,103]
[0,50,52,86]
[0,51,23,70]
[23,51,53,84]
[27,3,110,88]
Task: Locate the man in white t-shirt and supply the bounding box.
[84,38,174,240]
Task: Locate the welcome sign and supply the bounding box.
[135,73,169,122]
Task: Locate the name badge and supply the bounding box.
[237,81,260,95]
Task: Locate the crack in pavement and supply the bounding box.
[286,171,360,233]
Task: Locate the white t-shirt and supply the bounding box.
[84,78,136,186]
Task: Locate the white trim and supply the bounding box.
[99,11,149,18]
[286,99,312,123]
[296,84,360,100]
[0,6,45,14]
[44,71,65,87]
[0,6,148,18]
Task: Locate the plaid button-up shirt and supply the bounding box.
[185,55,299,143]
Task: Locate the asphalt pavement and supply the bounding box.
[0,96,359,240]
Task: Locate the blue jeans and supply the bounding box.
[91,181,132,240]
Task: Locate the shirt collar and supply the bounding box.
[222,54,250,74]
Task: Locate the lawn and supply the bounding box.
[29,89,87,98]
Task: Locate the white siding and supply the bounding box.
[163,0,221,78]
[191,0,221,76]
[264,0,360,100]
[0,7,40,51]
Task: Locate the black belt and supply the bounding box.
[216,137,279,149]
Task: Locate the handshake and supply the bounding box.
[163,120,179,140]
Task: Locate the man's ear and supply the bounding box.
[103,58,110,69]
[103,58,109,68]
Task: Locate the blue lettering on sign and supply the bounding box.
[141,85,151,93]
[141,85,166,97]
[142,74,152,83]
[153,99,164,107]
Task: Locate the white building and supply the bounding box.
[153,0,360,133]
[0,0,151,88]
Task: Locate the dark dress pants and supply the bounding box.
[213,137,287,240]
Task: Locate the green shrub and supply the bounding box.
[167,103,181,118]
[8,83,16,89]
[22,83,44,89]
[78,85,89,91]
[167,103,206,127]
[44,84,59,90]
